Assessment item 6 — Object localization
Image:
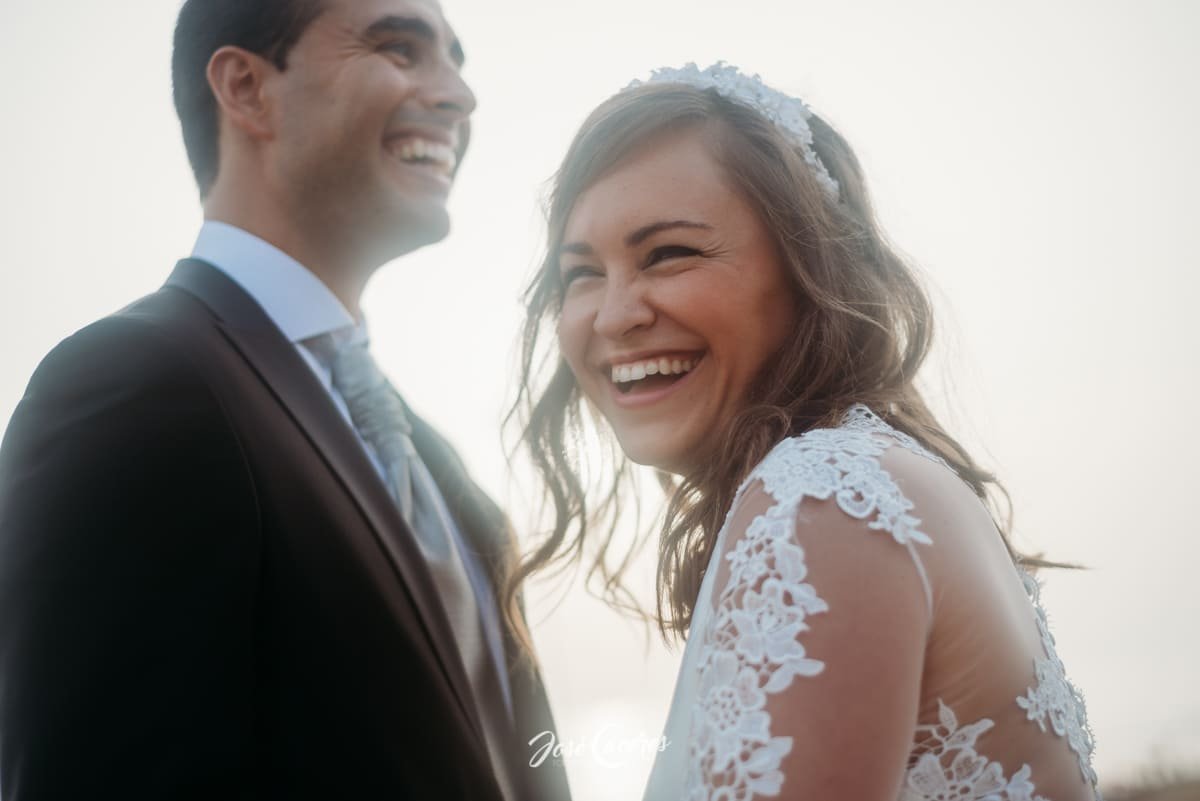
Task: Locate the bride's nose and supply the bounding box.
[593,277,655,339]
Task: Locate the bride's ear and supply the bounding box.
[206,45,276,141]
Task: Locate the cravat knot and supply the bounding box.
[322,337,421,531]
[330,342,415,464]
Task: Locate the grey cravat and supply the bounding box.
[329,340,451,559]
[319,335,517,800]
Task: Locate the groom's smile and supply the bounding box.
[383,128,462,188]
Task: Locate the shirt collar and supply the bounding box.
[190,220,359,344]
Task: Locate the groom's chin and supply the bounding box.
[381,202,453,255]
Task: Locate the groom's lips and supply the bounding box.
[383,125,459,152]
[383,128,460,188]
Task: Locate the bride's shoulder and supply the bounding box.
[721,404,997,590]
[708,405,997,640]
[718,407,949,567]
[739,405,968,522]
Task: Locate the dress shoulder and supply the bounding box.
[674,406,1102,801]
[733,405,953,547]
[680,407,939,799]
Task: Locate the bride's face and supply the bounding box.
[556,127,795,474]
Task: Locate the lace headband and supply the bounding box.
[623,62,840,200]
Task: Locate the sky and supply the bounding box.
[2,1,1199,798]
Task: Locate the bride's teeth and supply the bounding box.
[611,355,702,384]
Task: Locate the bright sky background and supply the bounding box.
[2,1,1198,798]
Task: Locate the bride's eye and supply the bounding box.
[560,265,600,288]
[646,245,700,266]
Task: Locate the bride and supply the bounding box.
[507,63,1101,800]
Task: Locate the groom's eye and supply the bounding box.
[382,41,417,62]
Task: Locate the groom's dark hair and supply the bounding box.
[172,0,325,197]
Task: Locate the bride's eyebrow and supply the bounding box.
[558,219,713,261]
[559,241,594,259]
[626,220,712,247]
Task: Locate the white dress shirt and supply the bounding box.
[191,220,393,480]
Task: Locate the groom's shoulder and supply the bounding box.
[1,288,238,479]
[26,284,219,406]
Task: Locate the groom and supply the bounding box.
[0,1,567,799]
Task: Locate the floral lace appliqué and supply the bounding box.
[748,424,932,549]
[687,410,932,800]
[688,502,828,800]
[839,405,952,472]
[1016,574,1100,787]
[684,406,1101,801]
[904,701,1049,801]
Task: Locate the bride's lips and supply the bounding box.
[608,354,705,409]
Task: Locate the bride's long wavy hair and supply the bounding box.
[505,82,1029,649]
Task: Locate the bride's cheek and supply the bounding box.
[555,318,580,366]
[558,300,599,378]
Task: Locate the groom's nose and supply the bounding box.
[422,57,476,119]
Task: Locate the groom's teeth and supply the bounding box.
[393,138,458,173]
[610,356,700,384]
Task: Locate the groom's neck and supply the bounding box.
[201,192,379,321]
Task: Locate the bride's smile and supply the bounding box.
[606,351,704,409]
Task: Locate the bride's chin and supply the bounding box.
[615,437,694,477]
[614,438,664,470]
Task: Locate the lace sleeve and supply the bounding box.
[684,432,935,800]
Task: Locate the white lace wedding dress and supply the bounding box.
[643,406,1101,801]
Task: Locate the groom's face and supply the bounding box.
[265,0,475,256]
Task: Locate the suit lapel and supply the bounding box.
[407,412,512,574]
[407,414,573,799]
[405,408,519,703]
[163,259,486,743]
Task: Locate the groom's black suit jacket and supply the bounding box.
[0,259,570,801]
